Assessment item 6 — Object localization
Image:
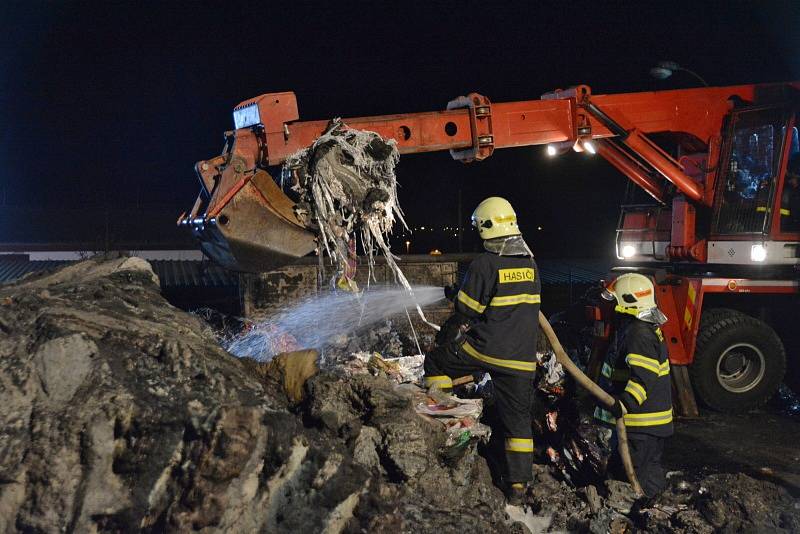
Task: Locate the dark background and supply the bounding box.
[2,1,799,257]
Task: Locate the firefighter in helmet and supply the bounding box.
[424,197,540,504]
[595,273,673,498]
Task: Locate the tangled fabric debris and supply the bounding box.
[284,120,408,290]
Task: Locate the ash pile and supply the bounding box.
[1,257,798,533]
[0,257,512,533]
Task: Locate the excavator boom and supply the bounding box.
[181,82,799,272]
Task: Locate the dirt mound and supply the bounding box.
[1,257,797,533]
[0,257,513,533]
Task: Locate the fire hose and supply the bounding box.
[538,311,644,497]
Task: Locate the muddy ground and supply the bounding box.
[667,405,800,497]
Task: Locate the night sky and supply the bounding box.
[2,1,799,257]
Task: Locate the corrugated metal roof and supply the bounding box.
[0,258,238,289]
[0,259,71,283]
[149,260,237,288]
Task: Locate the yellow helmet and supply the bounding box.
[602,273,657,311]
[471,197,520,240]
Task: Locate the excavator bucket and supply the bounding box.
[182,167,317,273]
[182,92,404,275]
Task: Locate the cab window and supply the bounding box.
[713,107,790,235]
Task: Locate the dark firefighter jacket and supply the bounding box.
[454,252,541,376]
[594,315,674,437]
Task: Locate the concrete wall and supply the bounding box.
[239,254,600,335]
[240,257,459,325]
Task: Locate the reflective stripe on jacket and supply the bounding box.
[455,252,541,375]
[593,317,674,437]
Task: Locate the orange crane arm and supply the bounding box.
[208,84,790,210]
[184,82,798,272]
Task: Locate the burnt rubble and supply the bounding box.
[1,257,798,533]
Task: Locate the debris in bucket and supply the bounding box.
[283,119,408,290]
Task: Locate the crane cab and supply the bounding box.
[613,98,800,414]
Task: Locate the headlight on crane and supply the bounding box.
[621,244,636,259]
[571,138,597,154]
[545,142,571,157]
[750,243,767,262]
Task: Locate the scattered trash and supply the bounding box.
[442,417,492,446]
[531,347,612,487]
[539,350,566,387]
[262,349,320,403]
[415,395,483,419]
[382,354,426,383]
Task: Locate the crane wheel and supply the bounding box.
[690,308,786,413]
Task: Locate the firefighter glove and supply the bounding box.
[435,313,468,347]
[443,283,459,302]
[608,398,627,419]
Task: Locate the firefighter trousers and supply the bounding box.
[423,343,536,484]
[628,433,667,498]
[610,431,667,497]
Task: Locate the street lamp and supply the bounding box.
[650,60,709,87]
[405,240,411,254]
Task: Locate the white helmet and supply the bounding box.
[602,273,667,324]
[471,197,520,240]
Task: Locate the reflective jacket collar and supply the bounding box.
[483,235,532,257]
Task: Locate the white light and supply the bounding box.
[750,244,767,262]
[546,145,557,157]
[583,140,596,154]
[233,102,261,129]
[621,244,636,258]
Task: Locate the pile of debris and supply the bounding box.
[0,257,510,533]
[521,465,800,533]
[1,256,798,533]
[283,120,408,290]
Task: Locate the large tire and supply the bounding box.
[690,308,786,413]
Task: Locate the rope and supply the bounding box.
[404,305,424,356]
